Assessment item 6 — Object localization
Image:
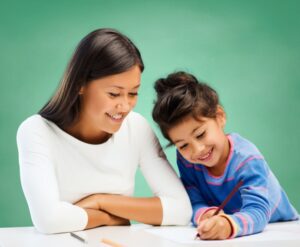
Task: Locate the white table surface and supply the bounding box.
[1,221,300,247]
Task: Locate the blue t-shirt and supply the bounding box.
[177,133,298,237]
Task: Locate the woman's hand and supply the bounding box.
[75,195,131,229]
[82,208,130,229]
[108,214,130,226]
[197,215,232,240]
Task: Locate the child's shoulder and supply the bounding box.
[229,133,270,177]
[229,133,264,160]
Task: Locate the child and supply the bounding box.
[152,71,298,240]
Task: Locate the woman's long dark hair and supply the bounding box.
[39,28,144,128]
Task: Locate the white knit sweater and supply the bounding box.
[17,111,192,233]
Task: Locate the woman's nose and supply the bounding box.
[116,97,131,112]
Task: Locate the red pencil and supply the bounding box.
[195,180,244,240]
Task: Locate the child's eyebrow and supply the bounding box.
[173,126,202,144]
[174,139,184,144]
[191,126,201,135]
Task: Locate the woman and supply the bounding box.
[16,28,192,234]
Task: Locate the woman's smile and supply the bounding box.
[106,112,126,123]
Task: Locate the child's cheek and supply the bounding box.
[182,152,193,164]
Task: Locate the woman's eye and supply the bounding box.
[196,131,205,139]
[108,92,120,97]
[129,92,138,97]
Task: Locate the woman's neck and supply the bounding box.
[64,118,111,145]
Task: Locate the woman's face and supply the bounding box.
[79,65,141,134]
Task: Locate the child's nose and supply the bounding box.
[191,141,205,155]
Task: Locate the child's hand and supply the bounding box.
[199,208,224,222]
[197,215,232,240]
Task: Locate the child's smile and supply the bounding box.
[194,147,214,163]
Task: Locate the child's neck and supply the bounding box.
[207,137,231,177]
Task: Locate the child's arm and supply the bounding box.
[196,158,271,239]
[177,151,217,225]
[221,158,272,238]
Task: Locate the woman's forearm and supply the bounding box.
[76,195,163,225]
[84,208,130,229]
[99,195,163,225]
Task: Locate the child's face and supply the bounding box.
[168,107,229,174]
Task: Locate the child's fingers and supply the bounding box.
[198,218,217,234]
[201,211,215,221]
[199,216,231,240]
[202,218,217,232]
[200,209,225,222]
[218,209,224,215]
[199,224,219,240]
[210,209,224,215]
[201,221,228,240]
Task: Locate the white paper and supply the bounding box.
[145,221,300,244]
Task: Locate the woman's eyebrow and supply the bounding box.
[109,84,140,89]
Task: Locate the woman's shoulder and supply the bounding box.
[122,111,155,138]
[127,111,146,121]
[18,114,49,130]
[125,111,151,128]
[17,114,54,139]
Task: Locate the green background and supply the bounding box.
[1,0,299,227]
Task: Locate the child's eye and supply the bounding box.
[196,131,205,139]
[108,92,120,97]
[179,144,188,150]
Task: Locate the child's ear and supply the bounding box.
[216,105,226,128]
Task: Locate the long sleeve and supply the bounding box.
[177,151,215,226]
[17,119,88,234]
[225,158,271,238]
[137,117,192,225]
[174,133,298,238]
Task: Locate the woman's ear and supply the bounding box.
[79,86,84,95]
[216,105,226,128]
